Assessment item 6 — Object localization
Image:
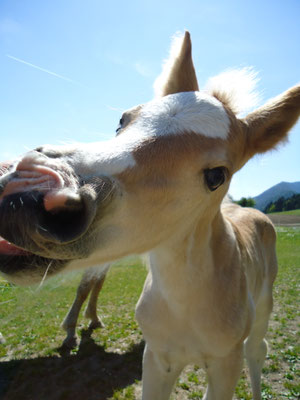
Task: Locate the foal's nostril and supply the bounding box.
[38,186,100,244]
[40,204,87,244]
[39,190,89,243]
[0,188,93,247]
[0,176,112,251]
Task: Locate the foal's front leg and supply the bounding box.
[203,343,244,400]
[61,273,95,348]
[84,272,107,329]
[142,344,183,400]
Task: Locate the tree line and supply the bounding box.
[235,197,256,208]
[234,194,300,213]
[264,194,300,213]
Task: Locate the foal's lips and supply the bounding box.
[0,161,32,256]
[0,237,31,256]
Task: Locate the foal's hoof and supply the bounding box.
[62,335,78,349]
[89,318,104,330]
[0,333,5,344]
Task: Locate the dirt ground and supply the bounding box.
[267,214,300,226]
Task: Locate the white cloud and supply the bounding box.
[134,61,153,78]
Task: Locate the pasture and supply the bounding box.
[269,209,300,216]
[0,227,299,399]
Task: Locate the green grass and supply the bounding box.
[0,229,299,399]
[261,227,299,400]
[268,209,300,216]
[0,257,147,359]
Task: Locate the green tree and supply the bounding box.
[264,194,300,213]
[236,197,255,208]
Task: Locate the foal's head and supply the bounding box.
[0,32,299,284]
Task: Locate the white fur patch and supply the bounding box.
[68,92,230,176]
[205,67,260,116]
[130,92,230,139]
[73,135,138,176]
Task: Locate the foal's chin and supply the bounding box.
[0,253,69,286]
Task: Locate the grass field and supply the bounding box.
[0,228,299,399]
[268,209,300,216]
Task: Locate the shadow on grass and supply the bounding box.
[0,329,144,400]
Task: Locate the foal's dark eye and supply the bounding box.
[204,167,227,191]
[116,117,124,134]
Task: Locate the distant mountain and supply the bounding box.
[253,181,300,211]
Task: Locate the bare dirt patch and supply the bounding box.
[267,214,300,226]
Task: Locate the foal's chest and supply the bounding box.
[136,276,248,363]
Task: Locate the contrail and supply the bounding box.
[6,54,86,87]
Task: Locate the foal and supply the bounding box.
[0,32,299,399]
[61,264,109,348]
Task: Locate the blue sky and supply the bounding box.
[0,0,299,200]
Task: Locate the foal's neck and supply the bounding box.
[148,209,232,302]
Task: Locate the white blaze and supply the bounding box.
[68,92,230,176]
[130,92,230,139]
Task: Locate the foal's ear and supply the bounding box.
[242,85,300,160]
[154,31,199,97]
